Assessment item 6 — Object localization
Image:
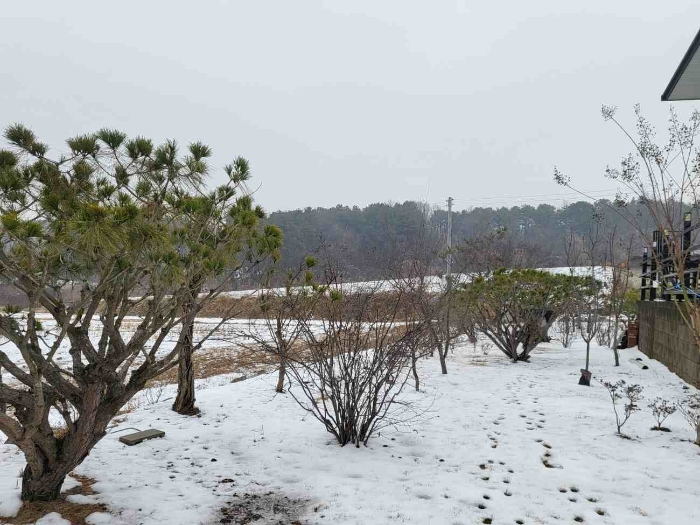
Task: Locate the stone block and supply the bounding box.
[119,429,165,446]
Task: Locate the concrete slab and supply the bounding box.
[119,429,165,446]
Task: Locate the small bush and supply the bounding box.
[286,279,427,447]
[554,314,578,348]
[677,394,700,445]
[648,397,676,431]
[600,379,643,436]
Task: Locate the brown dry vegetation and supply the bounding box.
[153,346,275,385]
[150,320,408,388]
[4,475,107,525]
[124,290,419,320]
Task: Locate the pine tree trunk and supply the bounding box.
[21,463,67,502]
[173,310,198,415]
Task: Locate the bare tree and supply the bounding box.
[389,208,458,375]
[556,106,700,353]
[554,230,583,349]
[455,227,545,277]
[285,269,426,447]
[389,269,433,391]
[238,257,321,393]
[578,215,606,384]
[605,227,635,365]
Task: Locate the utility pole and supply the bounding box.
[446,197,453,278]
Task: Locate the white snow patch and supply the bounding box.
[34,512,71,525]
[66,494,101,505]
[0,446,22,518]
[2,340,699,524]
[85,512,116,525]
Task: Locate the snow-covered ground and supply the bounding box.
[0,316,317,388]
[216,266,615,299]
[2,338,699,525]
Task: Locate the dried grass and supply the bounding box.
[4,475,108,525]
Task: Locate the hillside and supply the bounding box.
[267,199,649,280]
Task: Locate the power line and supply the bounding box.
[431,194,619,210]
[449,189,617,204]
[446,197,453,277]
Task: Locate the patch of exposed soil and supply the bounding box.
[217,491,309,525]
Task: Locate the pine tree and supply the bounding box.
[0,125,281,501]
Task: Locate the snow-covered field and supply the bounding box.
[0,315,314,389]
[216,266,615,299]
[2,338,699,525]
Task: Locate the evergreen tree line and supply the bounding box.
[267,199,650,279]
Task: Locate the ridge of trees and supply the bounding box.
[268,199,650,280]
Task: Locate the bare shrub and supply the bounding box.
[143,380,168,406]
[385,210,461,384]
[648,397,676,431]
[480,341,494,356]
[555,314,578,348]
[600,379,643,436]
[237,257,320,393]
[677,394,700,445]
[286,275,426,447]
[595,320,612,347]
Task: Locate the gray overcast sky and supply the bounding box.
[2,1,699,212]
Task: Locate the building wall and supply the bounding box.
[638,301,700,387]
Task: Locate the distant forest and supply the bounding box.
[268,199,650,280]
[0,198,654,305]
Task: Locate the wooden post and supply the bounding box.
[661,230,670,301]
[650,231,658,300]
[641,247,648,301]
[684,212,692,301]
